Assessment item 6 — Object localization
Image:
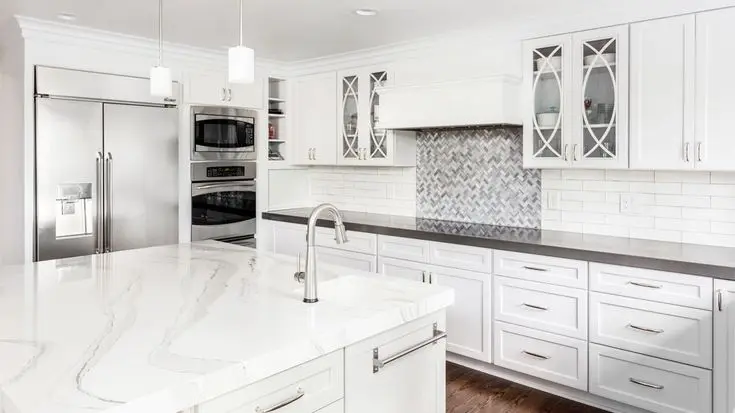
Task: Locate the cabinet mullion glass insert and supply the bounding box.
[532,45,564,159]
[342,75,360,159]
[581,37,617,159]
[369,71,388,159]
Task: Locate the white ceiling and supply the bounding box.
[4,0,735,61]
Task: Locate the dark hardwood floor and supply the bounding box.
[446,362,609,413]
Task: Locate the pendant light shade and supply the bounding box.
[150,0,172,97]
[228,0,255,84]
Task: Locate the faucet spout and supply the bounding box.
[303,204,348,303]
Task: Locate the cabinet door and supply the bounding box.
[696,8,735,171]
[364,69,393,163]
[229,75,264,110]
[572,25,629,169]
[272,222,306,258]
[429,265,492,362]
[337,70,362,164]
[523,34,573,168]
[715,279,735,413]
[345,313,446,413]
[186,72,228,106]
[630,16,695,170]
[317,247,377,273]
[293,72,338,165]
[379,257,426,283]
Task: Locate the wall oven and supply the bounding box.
[191,106,257,161]
[191,162,256,244]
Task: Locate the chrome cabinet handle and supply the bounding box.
[373,323,446,373]
[697,142,703,162]
[104,152,113,253]
[313,148,316,160]
[254,388,305,413]
[563,144,569,161]
[422,271,426,283]
[572,144,578,161]
[95,152,104,254]
[428,272,433,284]
[684,142,691,162]
[522,303,549,311]
[629,377,664,390]
[718,290,724,312]
[228,88,233,102]
[627,324,664,334]
[522,265,548,272]
[522,350,549,360]
[219,87,226,101]
[628,281,662,289]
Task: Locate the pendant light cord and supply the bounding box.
[239,0,244,46]
[158,0,163,65]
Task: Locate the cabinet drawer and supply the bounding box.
[590,263,713,310]
[318,247,377,273]
[493,321,588,391]
[590,293,712,369]
[377,235,430,263]
[429,242,492,273]
[589,344,712,413]
[198,350,344,413]
[493,251,587,289]
[317,400,344,413]
[316,227,377,255]
[494,276,587,340]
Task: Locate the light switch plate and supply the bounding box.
[620,193,633,213]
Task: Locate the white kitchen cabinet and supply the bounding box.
[317,247,377,273]
[345,313,446,413]
[336,66,415,167]
[715,280,735,413]
[695,8,735,171]
[293,72,338,165]
[523,25,628,169]
[379,256,427,283]
[272,222,306,258]
[630,15,695,170]
[185,71,264,109]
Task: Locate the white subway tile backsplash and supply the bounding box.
[682,183,735,197]
[710,172,735,184]
[582,181,630,192]
[545,179,583,191]
[543,170,562,180]
[711,221,735,235]
[561,211,606,224]
[682,208,735,222]
[606,214,654,228]
[655,218,708,232]
[711,197,735,210]
[605,170,654,182]
[562,170,605,180]
[654,194,710,208]
[629,228,683,243]
[629,182,682,194]
[558,200,583,212]
[583,202,620,214]
[561,190,607,202]
[583,223,630,237]
[682,232,735,248]
[655,171,710,183]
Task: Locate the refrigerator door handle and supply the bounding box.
[104,152,113,252]
[95,152,104,254]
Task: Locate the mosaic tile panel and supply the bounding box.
[416,126,541,228]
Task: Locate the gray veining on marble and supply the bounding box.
[263,208,735,279]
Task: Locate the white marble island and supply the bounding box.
[0,241,453,413]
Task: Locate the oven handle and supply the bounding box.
[194,182,256,191]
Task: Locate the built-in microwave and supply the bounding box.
[191,106,257,161]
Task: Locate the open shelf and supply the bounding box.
[268,97,286,103]
[269,113,286,119]
[268,77,288,162]
[268,139,286,143]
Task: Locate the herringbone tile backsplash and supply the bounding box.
[417,127,542,228]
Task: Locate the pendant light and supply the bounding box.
[228,0,255,84]
[150,0,172,97]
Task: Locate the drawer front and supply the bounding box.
[317,400,344,413]
[379,257,426,283]
[493,251,587,289]
[318,247,377,273]
[316,227,377,255]
[590,263,713,310]
[198,350,344,413]
[590,293,712,369]
[589,344,712,413]
[377,235,430,263]
[429,242,492,273]
[493,321,588,391]
[494,276,588,340]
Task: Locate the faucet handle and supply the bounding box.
[294,253,306,284]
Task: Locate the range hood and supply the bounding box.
[375,75,521,130]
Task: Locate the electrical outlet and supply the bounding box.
[620,193,633,214]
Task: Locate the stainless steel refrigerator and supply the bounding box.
[34,66,179,261]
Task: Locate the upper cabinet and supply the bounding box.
[292,72,338,165]
[185,71,264,109]
[336,67,416,167]
[523,26,629,169]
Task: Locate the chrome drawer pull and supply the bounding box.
[522,350,550,360]
[628,281,662,289]
[522,303,549,311]
[373,323,446,373]
[629,377,664,390]
[522,265,548,272]
[254,388,305,413]
[718,290,724,312]
[627,324,664,334]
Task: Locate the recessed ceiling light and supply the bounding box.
[57,13,77,22]
[355,9,378,16]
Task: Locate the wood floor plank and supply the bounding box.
[446,362,609,413]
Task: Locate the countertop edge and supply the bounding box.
[262,211,735,280]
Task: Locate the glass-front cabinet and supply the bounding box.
[523,26,629,169]
[337,66,404,165]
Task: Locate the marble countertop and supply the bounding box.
[0,241,453,413]
[263,208,735,279]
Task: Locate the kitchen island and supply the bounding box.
[0,241,453,413]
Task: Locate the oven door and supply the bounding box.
[193,113,256,160]
[191,181,256,241]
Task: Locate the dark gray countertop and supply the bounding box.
[263,208,735,280]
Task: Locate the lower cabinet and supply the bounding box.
[379,256,426,282]
[715,279,735,413]
[317,247,377,273]
[318,400,344,413]
[345,312,446,413]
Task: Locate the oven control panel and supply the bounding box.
[206,166,245,178]
[191,162,257,183]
